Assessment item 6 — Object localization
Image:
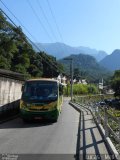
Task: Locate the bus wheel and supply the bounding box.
[51,119,57,123]
[23,118,30,123]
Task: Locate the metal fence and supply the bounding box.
[74,95,120,153]
[94,104,120,153]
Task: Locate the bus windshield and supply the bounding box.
[22,81,58,102]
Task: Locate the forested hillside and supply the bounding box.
[0,11,63,78]
[59,54,112,83]
[100,49,120,71]
[34,42,107,61]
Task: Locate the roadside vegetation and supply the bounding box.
[73,94,120,153]
[64,83,99,96]
[71,70,120,152]
[0,11,63,78]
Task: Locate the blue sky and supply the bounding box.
[0,0,120,54]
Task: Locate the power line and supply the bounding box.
[37,0,58,42]
[0,8,17,28]
[37,0,66,57]
[0,8,39,51]
[46,0,64,43]
[26,0,53,42]
[46,0,66,55]
[0,8,59,71]
[0,0,62,71]
[0,0,65,58]
[26,0,65,60]
[0,0,47,51]
[0,0,39,44]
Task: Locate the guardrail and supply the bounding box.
[93,104,120,152]
[70,100,120,159]
[74,95,120,154]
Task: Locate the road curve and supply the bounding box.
[0,98,79,159]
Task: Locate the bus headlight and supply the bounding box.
[49,104,57,111]
[20,100,31,108]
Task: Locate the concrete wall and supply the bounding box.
[0,77,23,106]
[0,69,25,119]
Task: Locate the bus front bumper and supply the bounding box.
[20,109,59,121]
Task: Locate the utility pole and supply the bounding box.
[99,78,103,95]
[64,58,73,101]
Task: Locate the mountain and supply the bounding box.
[100,49,120,71]
[59,54,111,83]
[96,51,108,62]
[75,46,107,61]
[33,42,107,61]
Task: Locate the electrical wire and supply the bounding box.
[46,0,66,54]
[0,8,59,71]
[37,0,58,42]
[46,0,64,43]
[27,0,53,42]
[0,0,66,59]
[37,0,66,57]
[0,0,40,44]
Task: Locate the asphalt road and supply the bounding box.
[0,98,80,160]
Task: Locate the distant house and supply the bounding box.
[74,79,87,85]
[56,75,88,85]
[56,75,67,86]
[81,79,87,85]
[61,76,67,86]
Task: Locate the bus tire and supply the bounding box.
[51,118,57,123]
[23,118,30,123]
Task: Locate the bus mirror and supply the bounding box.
[21,85,24,92]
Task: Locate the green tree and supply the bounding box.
[41,52,63,78]
[0,11,64,78]
[111,70,120,97]
[73,68,81,81]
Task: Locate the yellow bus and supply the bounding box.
[20,79,63,122]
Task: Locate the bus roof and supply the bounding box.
[26,78,59,83]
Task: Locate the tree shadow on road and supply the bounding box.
[75,111,114,160]
[0,117,54,129]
